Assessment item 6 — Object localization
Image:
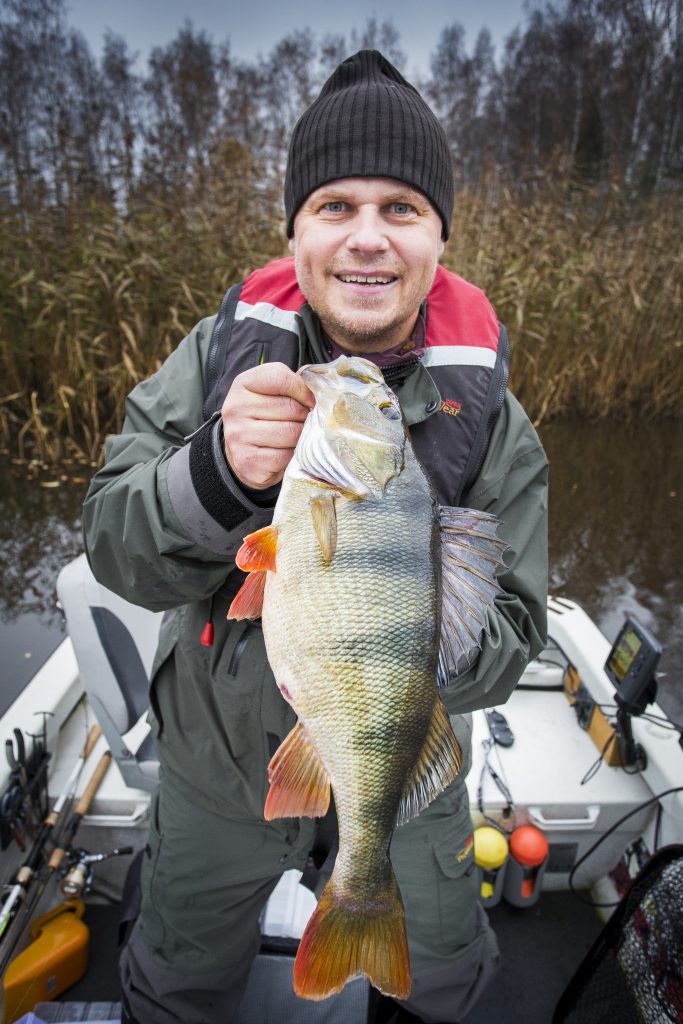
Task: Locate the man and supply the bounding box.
[84,50,547,1024]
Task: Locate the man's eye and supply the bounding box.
[390,203,415,215]
[323,202,346,213]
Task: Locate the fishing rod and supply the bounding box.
[0,746,113,983]
[0,744,112,976]
[0,724,101,943]
[1,718,51,851]
[44,749,113,878]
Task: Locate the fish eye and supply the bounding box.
[379,402,401,420]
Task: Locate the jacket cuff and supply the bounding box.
[166,418,271,554]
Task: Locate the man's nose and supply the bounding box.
[345,208,390,254]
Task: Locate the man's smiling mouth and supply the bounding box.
[336,274,397,285]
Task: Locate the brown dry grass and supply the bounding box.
[446,176,683,425]
[1,168,681,464]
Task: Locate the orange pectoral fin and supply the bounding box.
[227,570,266,620]
[235,525,279,572]
[264,722,331,820]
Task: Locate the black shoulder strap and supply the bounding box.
[458,323,510,503]
[203,282,243,420]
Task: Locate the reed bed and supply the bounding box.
[1,171,681,466]
[447,176,683,424]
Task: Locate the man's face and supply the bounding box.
[289,177,445,353]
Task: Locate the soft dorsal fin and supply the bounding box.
[309,495,338,564]
[438,507,507,687]
[265,722,331,820]
[235,525,279,572]
[227,570,266,620]
[397,697,462,825]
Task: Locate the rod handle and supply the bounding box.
[48,847,66,870]
[74,751,112,817]
[83,724,102,760]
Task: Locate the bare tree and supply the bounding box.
[141,21,220,196]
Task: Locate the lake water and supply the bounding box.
[0,418,681,725]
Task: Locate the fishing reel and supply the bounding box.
[60,845,134,898]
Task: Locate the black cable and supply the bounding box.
[568,786,683,907]
[516,640,571,692]
[580,732,617,785]
[477,738,515,834]
[640,713,679,731]
[594,704,680,732]
[516,683,565,692]
[653,802,663,853]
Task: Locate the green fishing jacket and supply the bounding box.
[83,264,548,820]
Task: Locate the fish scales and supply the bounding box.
[267,461,437,888]
[228,355,505,1001]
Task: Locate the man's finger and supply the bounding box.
[236,445,296,488]
[239,363,315,409]
[226,419,304,450]
[239,394,312,423]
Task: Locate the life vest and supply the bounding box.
[203,256,509,506]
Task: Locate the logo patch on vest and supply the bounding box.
[456,834,474,863]
[440,399,462,417]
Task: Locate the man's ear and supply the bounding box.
[438,237,445,258]
[288,236,296,255]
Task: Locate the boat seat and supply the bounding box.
[56,554,162,792]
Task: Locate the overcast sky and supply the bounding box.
[65,0,532,76]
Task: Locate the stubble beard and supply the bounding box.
[317,301,410,353]
[302,256,439,354]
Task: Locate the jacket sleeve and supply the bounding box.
[440,391,548,716]
[82,317,274,610]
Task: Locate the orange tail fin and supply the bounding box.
[293,872,411,1001]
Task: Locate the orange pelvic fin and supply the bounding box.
[235,525,279,572]
[293,873,411,1001]
[396,696,462,826]
[227,570,266,620]
[264,722,330,820]
[309,495,337,564]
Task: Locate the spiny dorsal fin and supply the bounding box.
[437,507,507,687]
[265,722,331,820]
[227,570,266,620]
[396,697,461,826]
[310,495,338,564]
[235,525,279,572]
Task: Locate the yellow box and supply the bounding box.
[3,900,89,1024]
[564,664,622,766]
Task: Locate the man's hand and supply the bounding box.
[221,363,315,490]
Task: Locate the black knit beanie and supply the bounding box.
[284,50,454,239]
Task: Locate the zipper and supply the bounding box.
[227,621,262,677]
[381,357,420,389]
[203,283,243,420]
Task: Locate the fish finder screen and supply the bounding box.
[607,627,642,683]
